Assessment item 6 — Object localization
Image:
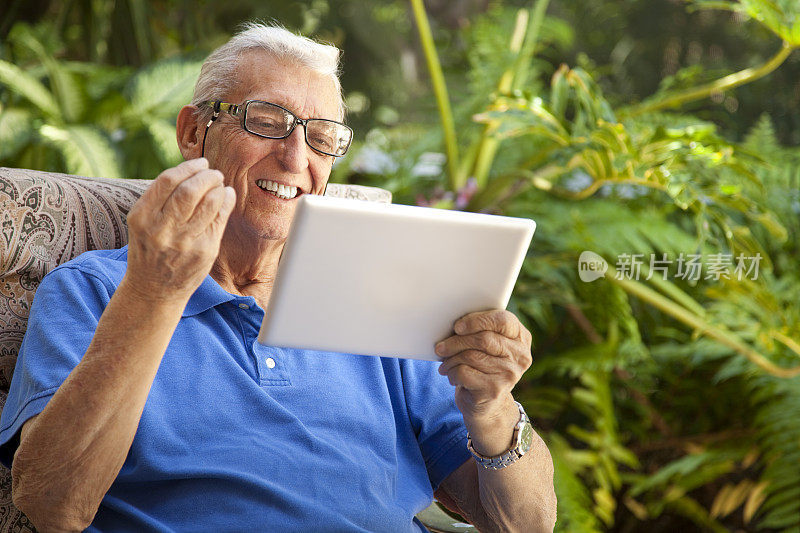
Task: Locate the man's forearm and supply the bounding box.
[435,310,555,531]
[11,276,187,531]
[474,433,557,531]
[468,396,556,532]
[439,394,557,533]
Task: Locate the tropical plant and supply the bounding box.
[3,0,799,530]
[394,0,800,530]
[0,22,204,179]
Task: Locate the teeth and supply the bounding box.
[256,179,298,200]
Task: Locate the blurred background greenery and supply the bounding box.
[2,0,799,531]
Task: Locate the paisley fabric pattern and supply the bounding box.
[0,166,391,532]
[0,169,150,392]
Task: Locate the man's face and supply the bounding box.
[202,51,341,242]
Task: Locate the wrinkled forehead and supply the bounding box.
[228,51,342,122]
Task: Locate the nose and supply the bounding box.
[276,125,309,174]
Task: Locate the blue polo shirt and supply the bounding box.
[0,247,471,532]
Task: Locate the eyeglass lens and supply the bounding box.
[245,101,352,156]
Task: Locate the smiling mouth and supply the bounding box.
[256,179,302,200]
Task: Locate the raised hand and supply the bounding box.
[124,158,235,302]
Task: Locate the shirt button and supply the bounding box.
[238,303,250,310]
[265,357,276,369]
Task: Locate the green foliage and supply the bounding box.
[397,0,800,530]
[750,375,800,529]
[38,124,121,177]
[0,23,201,178]
[690,0,800,45]
[123,58,201,121]
[3,0,800,530]
[0,59,61,119]
[550,434,605,533]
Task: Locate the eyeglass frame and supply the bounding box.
[199,100,353,158]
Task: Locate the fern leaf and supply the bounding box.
[549,435,605,533]
[125,58,203,120]
[0,59,61,120]
[751,375,800,531]
[743,113,780,155]
[38,124,122,177]
[0,107,35,160]
[10,23,87,122]
[627,450,741,498]
[146,119,183,167]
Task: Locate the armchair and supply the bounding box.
[0,167,474,533]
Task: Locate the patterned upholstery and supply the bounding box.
[0,166,391,532]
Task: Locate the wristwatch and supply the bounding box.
[467,401,534,470]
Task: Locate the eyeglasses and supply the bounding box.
[201,100,353,158]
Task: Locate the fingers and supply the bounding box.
[454,309,522,340]
[186,185,235,235]
[438,349,517,377]
[161,168,225,224]
[131,158,230,235]
[436,331,515,359]
[124,159,236,302]
[436,309,533,405]
[437,343,528,406]
[443,367,513,402]
[210,186,236,234]
[443,364,491,389]
[435,329,531,380]
[143,158,209,206]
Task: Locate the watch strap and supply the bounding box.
[467,401,532,470]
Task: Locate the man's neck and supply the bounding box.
[210,229,285,310]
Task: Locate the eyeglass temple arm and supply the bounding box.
[204,101,223,127]
[201,101,224,158]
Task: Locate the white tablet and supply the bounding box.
[257,194,536,361]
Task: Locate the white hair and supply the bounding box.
[191,22,344,121]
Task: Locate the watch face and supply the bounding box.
[519,421,534,454]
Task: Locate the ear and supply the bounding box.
[176,105,204,160]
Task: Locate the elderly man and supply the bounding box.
[0,23,556,532]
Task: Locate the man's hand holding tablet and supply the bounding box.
[436,309,533,456]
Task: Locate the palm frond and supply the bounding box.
[0,59,61,120]
[38,124,122,177]
[549,434,605,533]
[125,57,203,120]
[9,23,88,122]
[146,119,183,167]
[750,375,800,530]
[0,108,35,160]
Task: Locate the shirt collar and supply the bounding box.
[115,246,235,316]
[181,274,238,317]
